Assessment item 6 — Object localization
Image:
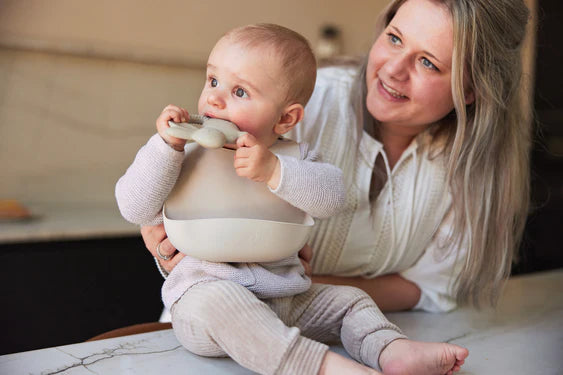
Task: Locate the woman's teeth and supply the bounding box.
[381,81,406,99]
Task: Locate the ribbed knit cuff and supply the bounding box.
[154,256,169,279]
[276,336,329,375]
[150,133,186,156]
[360,329,407,371]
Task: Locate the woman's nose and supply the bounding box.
[207,93,226,109]
[385,54,409,82]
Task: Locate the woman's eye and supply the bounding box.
[210,78,218,87]
[235,88,248,98]
[388,33,401,45]
[421,57,439,71]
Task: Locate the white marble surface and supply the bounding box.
[2,270,562,375]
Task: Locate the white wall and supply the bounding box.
[0,0,537,208]
[0,0,386,66]
[0,1,389,206]
[0,48,204,204]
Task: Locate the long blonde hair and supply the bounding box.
[365,0,532,307]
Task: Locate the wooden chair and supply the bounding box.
[87,322,172,342]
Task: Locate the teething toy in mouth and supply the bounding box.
[167,115,247,149]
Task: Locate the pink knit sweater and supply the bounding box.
[116,134,345,308]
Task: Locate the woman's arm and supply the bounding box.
[312,274,421,312]
[297,244,420,312]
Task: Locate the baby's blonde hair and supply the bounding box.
[224,23,317,106]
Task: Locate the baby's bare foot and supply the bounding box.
[319,351,382,375]
[379,339,469,375]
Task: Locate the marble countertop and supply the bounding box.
[0,201,139,244]
[1,269,562,374]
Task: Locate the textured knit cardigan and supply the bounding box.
[287,66,468,313]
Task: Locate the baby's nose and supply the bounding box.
[207,93,226,109]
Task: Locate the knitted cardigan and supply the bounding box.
[287,66,468,312]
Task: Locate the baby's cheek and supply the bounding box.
[235,120,261,137]
[197,92,207,113]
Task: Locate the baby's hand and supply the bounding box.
[234,133,281,189]
[156,104,190,151]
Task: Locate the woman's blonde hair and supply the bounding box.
[365,0,532,307]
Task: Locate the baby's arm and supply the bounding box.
[116,104,191,225]
[115,134,185,225]
[234,134,345,218]
[272,151,346,219]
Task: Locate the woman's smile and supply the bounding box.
[378,78,408,101]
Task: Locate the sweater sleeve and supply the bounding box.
[270,148,346,219]
[399,207,468,313]
[115,134,185,226]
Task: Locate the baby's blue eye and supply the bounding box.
[421,57,438,71]
[210,78,218,87]
[235,88,248,98]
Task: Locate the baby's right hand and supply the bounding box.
[157,104,190,151]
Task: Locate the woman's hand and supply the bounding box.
[298,244,313,277]
[141,223,184,274]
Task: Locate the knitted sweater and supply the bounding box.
[287,66,468,312]
[116,134,346,309]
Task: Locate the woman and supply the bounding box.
[144,0,531,317]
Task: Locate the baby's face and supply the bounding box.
[198,37,288,147]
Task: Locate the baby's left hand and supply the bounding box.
[234,133,281,189]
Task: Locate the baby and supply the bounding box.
[116,23,468,375]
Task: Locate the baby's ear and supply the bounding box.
[274,103,304,135]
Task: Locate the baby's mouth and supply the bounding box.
[203,112,226,121]
[203,113,239,130]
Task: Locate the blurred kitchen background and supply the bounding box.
[0,0,560,355]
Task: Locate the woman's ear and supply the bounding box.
[463,73,475,105]
[274,103,304,135]
[465,89,475,105]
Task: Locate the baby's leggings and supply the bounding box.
[171,280,406,375]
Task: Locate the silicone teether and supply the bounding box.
[167,115,246,149]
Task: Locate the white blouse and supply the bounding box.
[288,66,467,312]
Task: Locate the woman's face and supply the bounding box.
[366,0,455,136]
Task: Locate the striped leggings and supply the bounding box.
[171,281,406,375]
